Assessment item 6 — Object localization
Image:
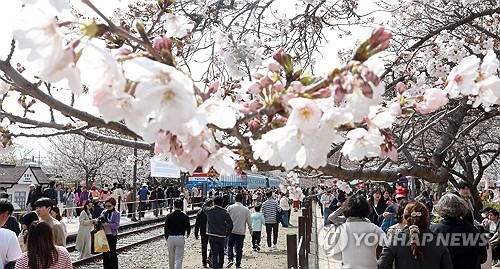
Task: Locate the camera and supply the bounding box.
[98,216,108,223]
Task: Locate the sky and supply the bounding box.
[0,0,390,162]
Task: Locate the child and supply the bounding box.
[251,204,266,251]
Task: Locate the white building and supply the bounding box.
[0,164,49,210]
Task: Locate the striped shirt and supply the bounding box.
[14,246,73,269]
[262,199,281,224]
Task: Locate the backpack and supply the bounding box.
[380,214,396,233]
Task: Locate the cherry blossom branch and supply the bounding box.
[6,39,15,64]
[0,111,153,151]
[0,59,140,139]
[438,109,500,155]
[80,0,164,64]
[381,6,500,78]
[375,107,451,172]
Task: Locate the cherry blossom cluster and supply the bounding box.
[4,0,498,176]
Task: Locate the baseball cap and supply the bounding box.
[395,186,406,199]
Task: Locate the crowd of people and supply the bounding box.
[322,179,499,269]
[164,186,304,269]
[0,181,121,269]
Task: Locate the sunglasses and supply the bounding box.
[105,204,113,208]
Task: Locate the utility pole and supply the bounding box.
[131,139,138,222]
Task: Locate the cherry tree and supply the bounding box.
[44,132,151,187]
[0,0,498,194]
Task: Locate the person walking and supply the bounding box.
[55,183,65,215]
[320,189,334,227]
[64,188,75,223]
[100,197,121,269]
[377,201,453,269]
[75,200,93,259]
[226,194,252,268]
[262,191,282,251]
[126,187,134,218]
[14,221,72,269]
[112,184,125,215]
[26,184,36,211]
[279,192,291,227]
[138,184,149,217]
[34,198,66,246]
[0,199,22,268]
[195,199,212,268]
[164,199,191,269]
[203,197,233,269]
[251,204,266,251]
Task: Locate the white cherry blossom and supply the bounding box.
[12,7,64,64]
[163,13,194,38]
[416,88,448,115]
[39,46,83,95]
[472,76,500,110]
[480,50,499,78]
[341,128,384,161]
[123,57,197,133]
[287,97,322,133]
[205,147,238,176]
[443,55,480,98]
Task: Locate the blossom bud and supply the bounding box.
[274,115,287,124]
[311,87,332,98]
[272,48,294,74]
[248,100,262,111]
[273,82,285,93]
[153,35,174,64]
[369,26,393,49]
[267,60,281,72]
[396,82,406,94]
[289,81,303,93]
[81,19,108,38]
[248,118,261,133]
[332,84,345,103]
[208,81,220,95]
[388,102,402,116]
[153,35,173,52]
[113,47,132,57]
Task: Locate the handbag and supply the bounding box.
[91,228,110,253]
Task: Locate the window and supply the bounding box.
[14,191,26,210]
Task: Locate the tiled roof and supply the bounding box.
[0,164,49,184]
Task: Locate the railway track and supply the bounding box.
[71,213,198,267]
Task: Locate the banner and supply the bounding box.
[150,159,181,178]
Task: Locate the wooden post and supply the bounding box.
[286,234,298,269]
[302,208,310,253]
[298,216,308,268]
